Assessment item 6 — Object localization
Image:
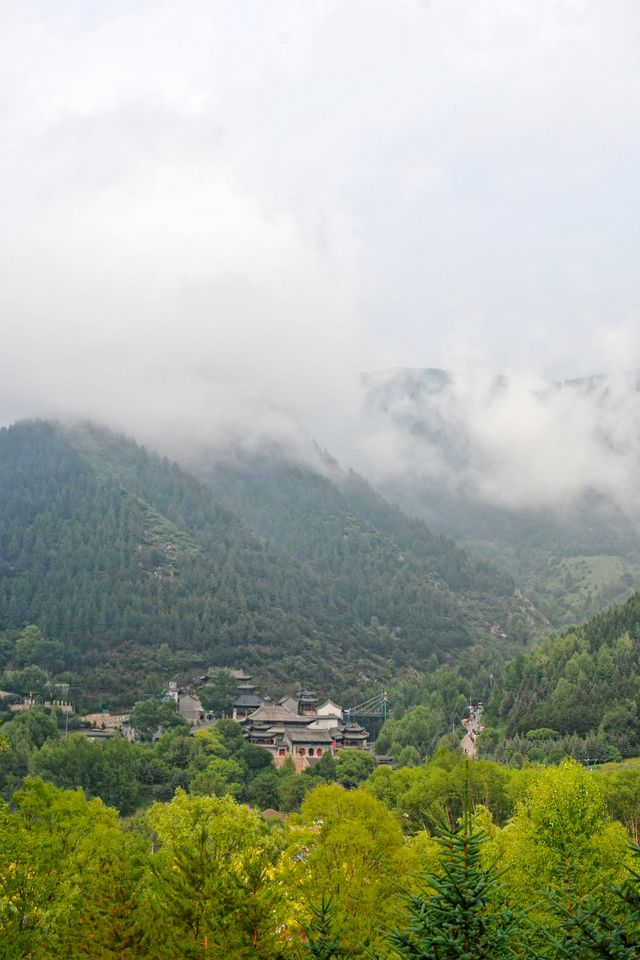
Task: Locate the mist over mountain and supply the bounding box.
[357,367,640,625]
[163,361,640,632]
[8,357,640,632]
[359,366,640,515]
[4,3,640,518]
[3,2,640,696]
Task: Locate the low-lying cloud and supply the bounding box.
[357,367,640,519]
[2,2,640,519]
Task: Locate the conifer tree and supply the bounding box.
[297,894,348,960]
[550,841,640,959]
[388,782,525,959]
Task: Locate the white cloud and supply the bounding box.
[2,0,640,504]
[358,366,640,517]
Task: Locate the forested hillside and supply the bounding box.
[0,421,532,703]
[204,451,513,592]
[481,591,640,763]
[198,449,530,646]
[0,421,328,697]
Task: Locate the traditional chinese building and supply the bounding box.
[278,695,299,714]
[297,690,318,715]
[178,691,212,725]
[309,699,344,730]
[283,727,335,760]
[232,673,263,719]
[341,721,369,748]
[241,699,371,770]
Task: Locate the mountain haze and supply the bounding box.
[361,367,640,627]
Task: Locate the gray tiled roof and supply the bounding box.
[233,694,263,707]
[284,728,336,744]
[245,704,311,725]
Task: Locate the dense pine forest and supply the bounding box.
[0,420,534,703]
[478,591,640,764]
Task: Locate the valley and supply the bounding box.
[1,416,640,958]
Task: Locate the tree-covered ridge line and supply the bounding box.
[1,758,639,958]
[473,590,640,765]
[200,447,516,594]
[0,419,536,703]
[349,590,640,770]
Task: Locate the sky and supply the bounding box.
[2,1,640,509]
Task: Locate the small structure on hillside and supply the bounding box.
[178,691,211,725]
[341,721,369,748]
[9,696,73,715]
[81,712,129,730]
[279,695,299,714]
[232,673,263,719]
[309,699,343,729]
[160,681,214,727]
[297,690,318,715]
[80,728,117,741]
[232,669,253,683]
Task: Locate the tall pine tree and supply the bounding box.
[388,780,525,960]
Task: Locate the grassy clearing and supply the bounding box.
[524,554,640,629]
[596,756,640,774]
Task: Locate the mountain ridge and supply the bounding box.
[480,590,640,763]
[0,419,536,704]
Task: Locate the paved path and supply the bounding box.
[461,710,483,758]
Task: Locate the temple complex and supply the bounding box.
[233,677,371,769]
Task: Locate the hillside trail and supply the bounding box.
[461,706,483,758]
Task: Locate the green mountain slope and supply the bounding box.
[205,451,510,591]
[0,421,535,702]
[196,449,542,649]
[395,483,640,628]
[484,592,640,760]
[0,421,327,687]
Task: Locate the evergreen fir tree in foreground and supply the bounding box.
[387,787,525,959]
[549,841,640,959]
[297,894,347,960]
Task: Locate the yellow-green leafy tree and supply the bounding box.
[287,784,412,958]
[141,789,288,960]
[489,759,631,936]
[0,777,146,959]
